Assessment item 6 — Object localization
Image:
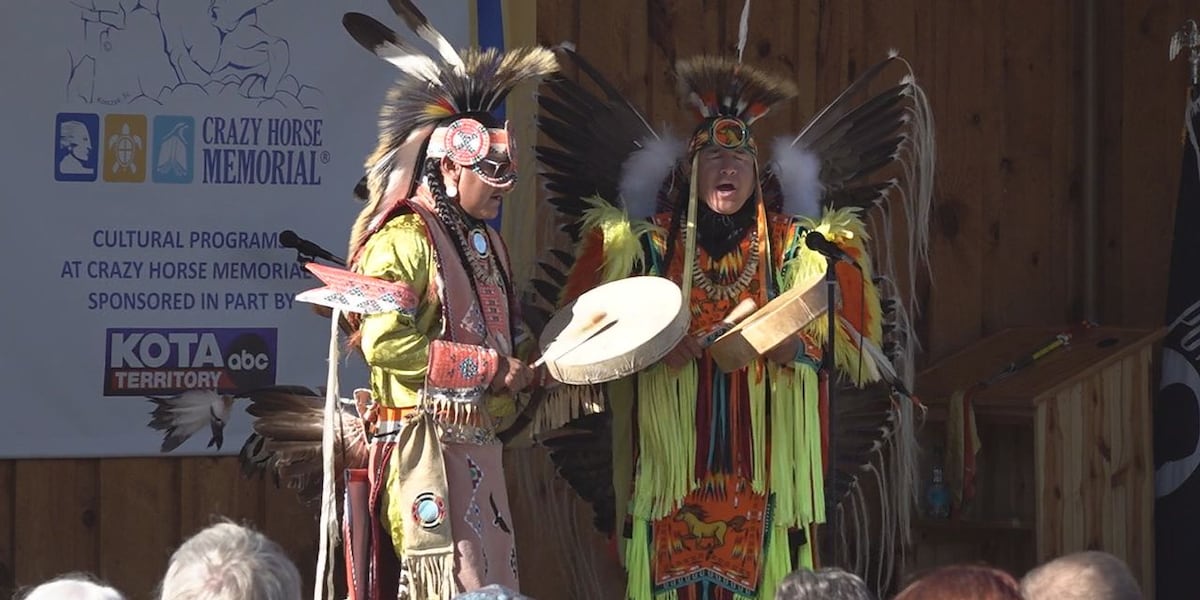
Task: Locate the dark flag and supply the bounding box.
[1155,87,1200,600]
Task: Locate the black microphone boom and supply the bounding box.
[279,230,346,266]
[805,231,859,269]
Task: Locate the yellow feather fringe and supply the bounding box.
[781,207,884,387]
[580,196,665,283]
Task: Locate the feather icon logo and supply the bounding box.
[152,115,195,183]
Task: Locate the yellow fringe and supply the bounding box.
[806,371,826,527]
[768,365,797,528]
[609,375,637,564]
[759,525,794,599]
[626,518,653,600]
[750,364,767,494]
[796,528,816,570]
[633,362,698,519]
[768,364,824,530]
[580,195,665,283]
[781,207,883,387]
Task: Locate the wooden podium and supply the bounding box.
[908,325,1164,597]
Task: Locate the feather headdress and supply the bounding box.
[676,55,799,128]
[342,4,558,263]
[666,52,799,301]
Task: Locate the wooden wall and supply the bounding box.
[2,0,1195,598]
[536,0,1193,364]
[0,458,319,600]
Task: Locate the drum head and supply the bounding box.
[538,276,689,384]
[709,271,827,373]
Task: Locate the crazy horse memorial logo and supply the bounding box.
[59,0,328,185]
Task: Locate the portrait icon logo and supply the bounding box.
[54,112,99,182]
[103,114,148,183]
[152,115,195,184]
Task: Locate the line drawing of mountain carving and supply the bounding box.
[65,0,323,110]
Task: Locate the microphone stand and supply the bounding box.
[821,252,840,564]
[292,250,344,267]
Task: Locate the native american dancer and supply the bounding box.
[146,3,558,599]
[327,3,557,597]
[524,9,935,600]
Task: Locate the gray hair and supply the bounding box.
[1021,551,1142,600]
[17,573,125,600]
[775,567,876,600]
[159,520,301,600]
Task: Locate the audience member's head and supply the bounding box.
[452,584,532,599]
[18,573,125,600]
[1021,551,1142,600]
[893,564,1022,600]
[774,567,875,600]
[158,520,301,600]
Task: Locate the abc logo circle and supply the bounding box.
[225,333,272,391]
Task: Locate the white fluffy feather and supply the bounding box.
[736,0,752,63]
[618,135,685,220]
[770,137,825,218]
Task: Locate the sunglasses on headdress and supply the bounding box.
[690,117,757,156]
[472,156,517,187]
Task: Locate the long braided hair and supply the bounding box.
[346,143,517,350]
[425,156,519,344]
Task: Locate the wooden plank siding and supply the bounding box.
[1034,348,1157,598]
[0,0,1190,598]
[0,458,313,599]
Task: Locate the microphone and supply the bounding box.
[279,230,346,266]
[805,231,859,269]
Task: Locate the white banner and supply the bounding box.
[0,0,480,458]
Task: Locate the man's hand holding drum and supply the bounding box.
[490,356,536,393]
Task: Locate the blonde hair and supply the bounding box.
[1021,551,1142,600]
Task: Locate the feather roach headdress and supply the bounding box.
[342,1,558,263]
[675,55,799,156]
[666,37,800,300]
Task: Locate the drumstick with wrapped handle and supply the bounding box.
[698,297,759,348]
[532,310,615,368]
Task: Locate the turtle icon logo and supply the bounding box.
[108,124,143,173]
[103,114,147,182]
